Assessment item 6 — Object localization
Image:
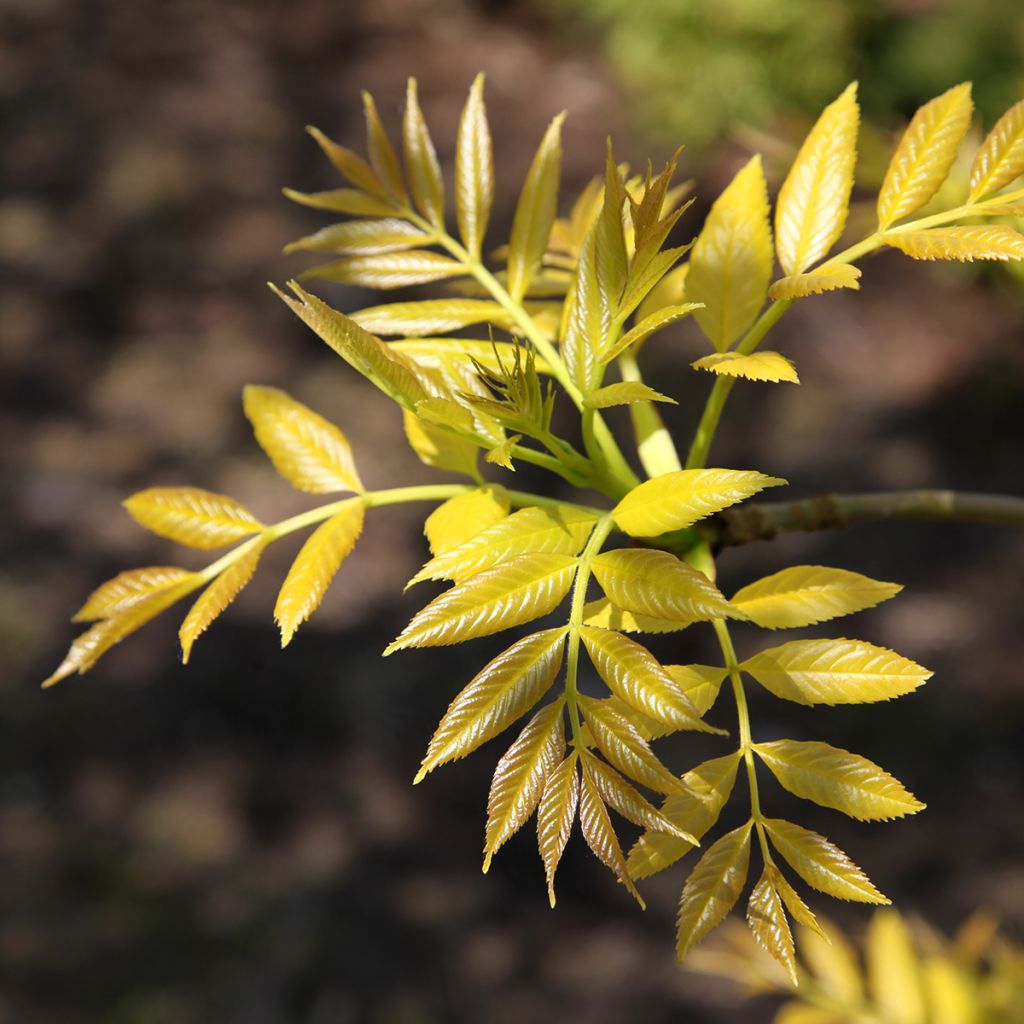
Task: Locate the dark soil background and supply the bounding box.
[2,2,1022,1022]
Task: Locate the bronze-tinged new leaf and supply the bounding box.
[580,626,721,734]
[179,539,267,664]
[284,218,429,256]
[687,155,773,351]
[691,351,799,384]
[586,381,677,409]
[352,298,511,337]
[590,549,740,623]
[274,502,365,647]
[537,752,579,906]
[403,79,445,227]
[767,264,861,301]
[775,83,860,276]
[582,597,694,635]
[123,487,264,550]
[970,98,1024,201]
[884,225,1024,261]
[243,385,363,495]
[741,638,932,705]
[579,764,645,906]
[765,818,888,904]
[676,822,753,959]
[748,869,798,986]
[385,553,578,653]
[664,663,728,717]
[301,251,465,288]
[73,567,197,622]
[360,91,407,204]
[423,486,510,557]
[628,752,740,880]
[576,694,688,796]
[415,628,567,782]
[483,699,566,870]
[612,469,785,537]
[878,83,973,230]
[455,73,493,259]
[731,565,902,630]
[507,113,565,302]
[754,739,925,821]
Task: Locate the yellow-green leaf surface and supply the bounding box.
[580,626,719,734]
[73,567,196,622]
[755,739,924,821]
[283,187,396,218]
[924,959,979,1024]
[687,155,773,350]
[767,263,861,301]
[537,752,579,906]
[385,553,578,653]
[878,83,973,230]
[628,752,740,880]
[590,549,738,623]
[747,870,798,985]
[768,864,824,938]
[599,697,674,742]
[123,487,264,550]
[455,74,493,259]
[691,351,799,384]
[361,91,407,203]
[799,919,865,1002]
[402,79,445,226]
[415,627,567,782]
[302,251,465,288]
[562,217,608,394]
[635,262,687,323]
[731,565,902,629]
[970,98,1024,201]
[305,126,387,198]
[885,225,1024,261]
[391,339,552,378]
[577,694,688,796]
[612,469,785,537]
[402,409,479,478]
[775,83,860,276]
[866,910,927,1024]
[423,486,509,556]
[581,753,698,843]
[507,113,564,302]
[275,283,427,408]
[665,664,729,717]
[765,818,888,904]
[579,765,644,906]
[284,218,428,255]
[586,381,676,409]
[676,822,753,959]
[410,505,596,585]
[244,385,363,495]
[179,539,266,663]
[600,303,701,363]
[741,638,931,705]
[274,502,365,647]
[483,699,565,869]
[583,597,694,635]
[352,299,510,337]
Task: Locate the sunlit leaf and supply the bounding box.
[884,225,1024,261]
[579,762,645,906]
[424,486,510,557]
[586,381,676,409]
[282,187,396,218]
[866,909,927,1024]
[123,487,264,550]
[765,818,888,904]
[351,298,511,337]
[767,864,824,938]
[300,250,465,288]
[561,214,608,394]
[415,627,567,782]
[305,125,388,199]
[600,303,701,363]
[361,91,407,203]
[687,155,773,351]
[385,553,578,653]
[664,663,729,717]
[455,73,493,259]
[402,409,480,478]
[537,752,580,906]
[274,502,365,647]
[582,597,694,635]
[741,638,932,705]
[73,567,197,622]
[970,97,1024,201]
[767,263,861,301]
[799,918,865,1002]
[403,78,445,227]
[747,869,798,986]
[391,339,553,377]
[244,385,363,495]
[731,565,902,629]
[676,822,753,959]
[284,218,429,256]
[775,83,859,276]
[691,351,799,384]
[612,469,785,537]
[878,83,973,230]
[483,699,565,870]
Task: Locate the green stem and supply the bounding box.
[618,351,683,476]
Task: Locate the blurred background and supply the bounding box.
[3,0,1024,1021]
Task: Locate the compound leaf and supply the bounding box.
[583,596,694,635]
[579,763,645,906]
[970,97,1024,201]
[284,218,428,255]
[124,487,264,550]
[73,567,197,622]
[754,739,925,821]
[691,351,799,384]
[884,225,1024,261]
[423,486,510,557]
[765,818,888,904]
[731,565,902,630]
[538,752,580,906]
[274,501,365,647]
[748,869,798,986]
[402,78,445,227]
[767,263,861,301]
[878,83,973,230]
[455,73,493,259]
[676,821,753,959]
[776,83,859,276]
[415,627,567,782]
[742,638,931,705]
[612,469,785,537]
